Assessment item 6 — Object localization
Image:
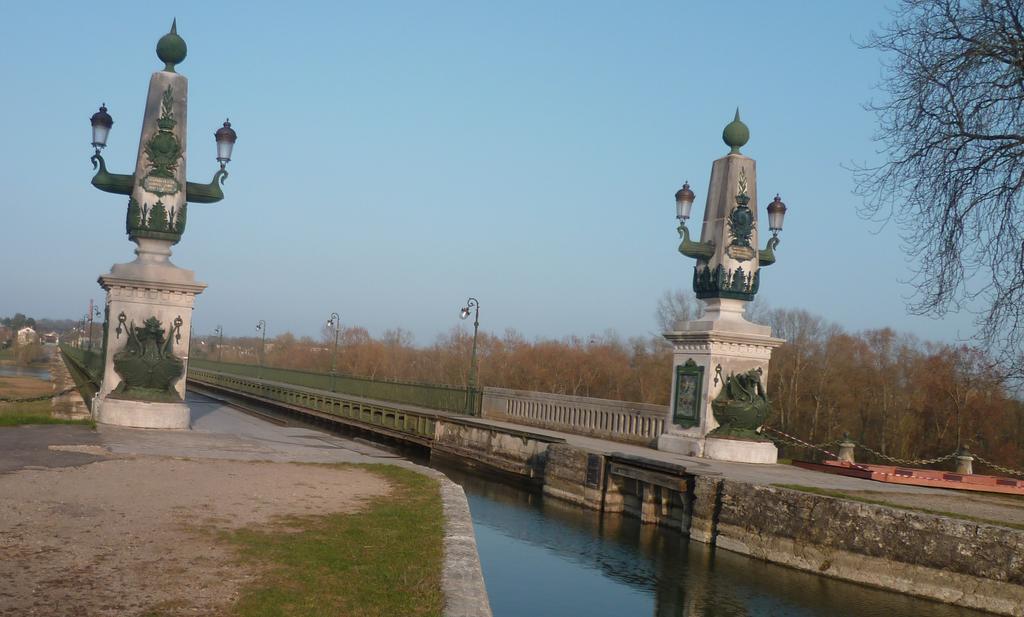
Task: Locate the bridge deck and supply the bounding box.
[188,369,1024,528]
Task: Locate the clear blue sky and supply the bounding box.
[0,1,976,345]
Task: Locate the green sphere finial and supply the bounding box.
[156,18,187,72]
[722,108,749,154]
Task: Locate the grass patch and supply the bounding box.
[772,483,1024,531]
[0,375,51,397]
[0,397,94,427]
[225,464,444,617]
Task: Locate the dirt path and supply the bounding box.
[0,457,390,616]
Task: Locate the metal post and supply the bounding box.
[460,298,480,415]
[215,325,223,362]
[327,312,340,392]
[256,320,266,379]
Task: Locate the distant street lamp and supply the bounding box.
[459,297,480,415]
[256,320,267,378]
[86,304,100,351]
[326,312,341,392]
[214,325,224,362]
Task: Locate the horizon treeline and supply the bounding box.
[194,305,1024,472]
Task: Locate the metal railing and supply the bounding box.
[58,343,102,404]
[59,344,103,384]
[189,368,440,444]
[188,359,480,416]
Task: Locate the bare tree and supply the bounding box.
[853,0,1024,376]
[654,289,701,332]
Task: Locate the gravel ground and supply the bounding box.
[0,456,390,617]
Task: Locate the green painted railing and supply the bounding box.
[58,343,103,403]
[188,359,480,415]
[189,368,439,443]
[59,344,103,384]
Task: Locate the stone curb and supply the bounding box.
[395,462,491,616]
[432,471,493,617]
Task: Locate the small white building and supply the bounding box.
[16,327,38,345]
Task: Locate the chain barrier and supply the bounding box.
[761,426,841,461]
[0,386,78,404]
[765,427,1024,479]
[973,455,1024,478]
[853,444,957,467]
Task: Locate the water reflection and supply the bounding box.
[435,463,992,617]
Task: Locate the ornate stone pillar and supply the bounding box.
[87,22,233,429]
[657,112,787,464]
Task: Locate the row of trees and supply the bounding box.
[766,311,1023,470]
[194,292,1024,472]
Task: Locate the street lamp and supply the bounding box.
[214,325,223,362]
[88,22,238,222]
[86,305,101,351]
[256,320,266,378]
[326,312,340,392]
[459,297,480,415]
[766,194,788,238]
[90,104,113,155]
[674,110,790,290]
[215,119,237,169]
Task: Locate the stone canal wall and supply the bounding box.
[432,418,562,481]
[527,443,1024,616]
[689,477,1024,617]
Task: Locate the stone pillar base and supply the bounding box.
[703,437,777,464]
[657,432,705,457]
[93,396,190,429]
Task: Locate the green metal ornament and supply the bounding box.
[156,19,187,72]
[110,314,185,402]
[709,368,771,441]
[722,108,749,154]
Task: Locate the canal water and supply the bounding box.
[435,463,994,617]
[0,365,50,381]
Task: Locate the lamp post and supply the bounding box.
[657,110,790,464]
[85,21,237,430]
[459,298,480,415]
[214,325,224,362]
[256,320,266,379]
[326,312,340,392]
[86,301,101,351]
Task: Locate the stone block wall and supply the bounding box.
[542,444,606,510]
[691,480,1024,616]
[432,420,556,480]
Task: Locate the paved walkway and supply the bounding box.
[98,392,402,463]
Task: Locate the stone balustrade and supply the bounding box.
[480,387,667,446]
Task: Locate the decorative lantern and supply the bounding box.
[767,194,787,236]
[675,181,695,220]
[215,119,237,168]
[90,104,113,152]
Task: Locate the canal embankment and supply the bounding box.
[183,368,1024,615]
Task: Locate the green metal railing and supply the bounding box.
[58,343,103,403]
[59,344,103,384]
[189,368,439,443]
[188,359,480,416]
